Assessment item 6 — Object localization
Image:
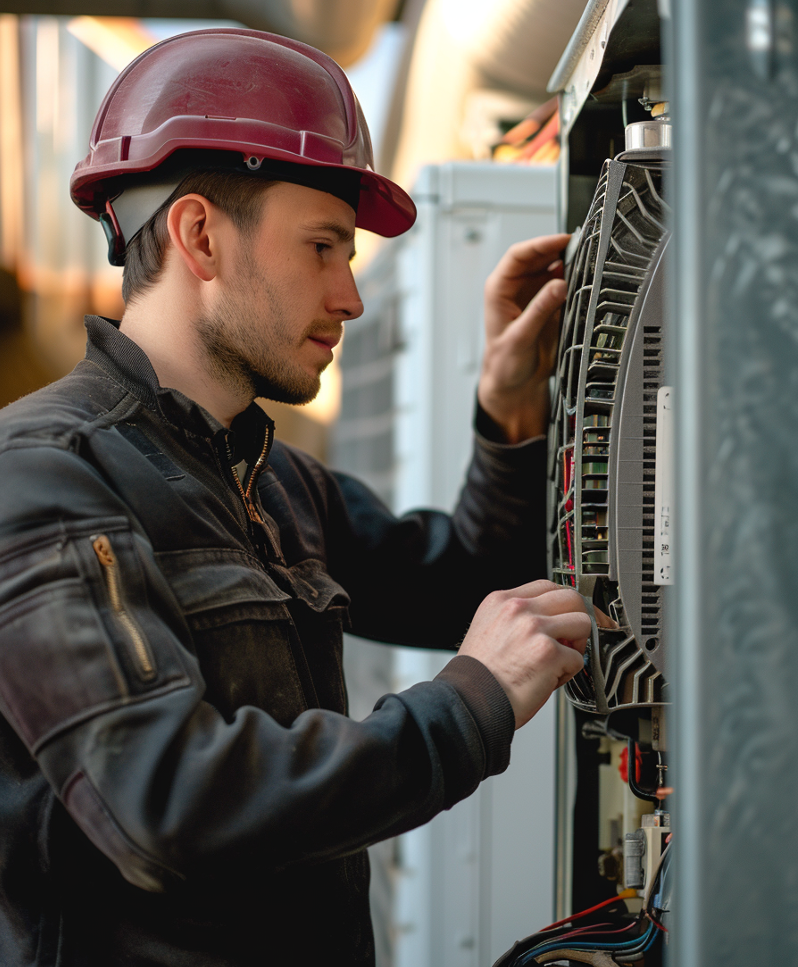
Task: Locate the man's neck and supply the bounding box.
[120,293,248,429]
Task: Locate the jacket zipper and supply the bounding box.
[225,422,272,525]
[92,534,156,682]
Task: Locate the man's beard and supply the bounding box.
[195,254,329,406]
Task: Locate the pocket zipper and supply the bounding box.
[92,534,156,681]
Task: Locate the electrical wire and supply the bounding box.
[512,843,672,966]
[508,837,673,967]
[535,888,638,933]
[641,923,662,953]
[554,921,637,940]
[515,921,659,965]
[627,737,659,803]
[643,840,671,911]
[645,911,668,933]
[535,920,639,951]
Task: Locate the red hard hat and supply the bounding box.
[70,28,416,259]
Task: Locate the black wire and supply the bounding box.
[627,737,660,803]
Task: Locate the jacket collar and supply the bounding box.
[83,315,274,464]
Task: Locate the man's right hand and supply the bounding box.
[459,580,591,729]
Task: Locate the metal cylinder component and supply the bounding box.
[624,119,672,152]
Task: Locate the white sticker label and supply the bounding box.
[654,387,674,586]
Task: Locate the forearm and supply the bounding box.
[32,653,513,888]
[327,428,548,648]
[453,415,548,573]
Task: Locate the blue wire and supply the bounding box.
[642,922,663,953]
[514,848,671,966]
[515,921,657,966]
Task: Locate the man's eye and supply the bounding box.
[314,242,330,256]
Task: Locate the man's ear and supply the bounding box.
[166,194,223,283]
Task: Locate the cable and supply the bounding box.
[536,888,638,933]
[642,924,663,953]
[643,839,671,911]
[547,922,641,952]
[509,851,672,966]
[645,911,668,933]
[627,737,659,803]
[555,921,637,940]
[515,921,658,966]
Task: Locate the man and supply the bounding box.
[0,28,590,967]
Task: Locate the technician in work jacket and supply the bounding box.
[0,315,548,965]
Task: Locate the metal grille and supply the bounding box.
[548,156,670,714]
[640,324,663,649]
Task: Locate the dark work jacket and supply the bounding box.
[0,316,547,966]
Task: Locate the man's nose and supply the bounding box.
[330,268,364,320]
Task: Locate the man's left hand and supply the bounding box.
[478,233,571,444]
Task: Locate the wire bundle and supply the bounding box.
[514,918,659,965]
[498,845,671,967]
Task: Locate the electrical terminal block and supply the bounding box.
[623,811,670,896]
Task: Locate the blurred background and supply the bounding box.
[0,0,585,455]
[0,3,587,964]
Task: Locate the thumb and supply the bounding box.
[504,278,567,352]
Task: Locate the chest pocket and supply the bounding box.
[270,559,352,716]
[155,549,350,726]
[155,548,305,725]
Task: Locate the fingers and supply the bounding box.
[510,277,567,346]
[501,581,617,636]
[490,234,572,283]
[460,581,592,729]
[556,640,589,679]
[556,654,585,688]
[490,585,590,651]
[540,611,591,654]
[502,580,587,614]
[501,582,619,634]
[502,578,564,598]
[483,275,566,360]
[497,584,591,655]
[484,235,570,326]
[594,606,619,630]
[535,589,590,619]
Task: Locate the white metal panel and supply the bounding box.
[390,162,560,967]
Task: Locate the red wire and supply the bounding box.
[646,912,668,933]
[537,890,637,933]
[551,920,639,944]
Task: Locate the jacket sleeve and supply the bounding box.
[0,443,514,893]
[323,428,549,648]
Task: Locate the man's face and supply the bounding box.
[197,180,363,405]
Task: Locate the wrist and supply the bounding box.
[477,381,551,444]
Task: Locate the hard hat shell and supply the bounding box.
[70,28,416,240]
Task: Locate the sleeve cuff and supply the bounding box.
[474,400,546,448]
[434,654,515,778]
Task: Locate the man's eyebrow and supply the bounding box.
[302,221,355,244]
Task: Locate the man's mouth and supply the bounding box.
[307,331,342,350]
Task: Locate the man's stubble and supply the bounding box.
[195,249,329,407]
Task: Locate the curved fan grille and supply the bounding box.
[548,156,670,714]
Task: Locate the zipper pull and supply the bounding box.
[93,535,115,568]
[92,534,156,682]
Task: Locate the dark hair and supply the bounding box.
[121,169,275,304]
